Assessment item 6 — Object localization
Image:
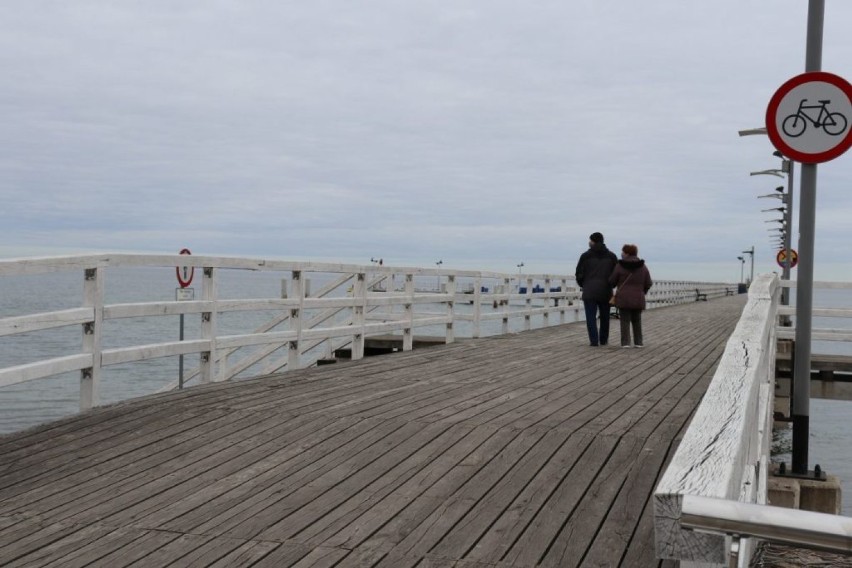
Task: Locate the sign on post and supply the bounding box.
[766,71,852,164]
[176,248,194,289]
[776,248,799,269]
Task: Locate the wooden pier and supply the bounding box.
[0,296,748,567]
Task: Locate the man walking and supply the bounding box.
[575,232,618,346]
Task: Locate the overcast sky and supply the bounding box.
[2,1,851,281]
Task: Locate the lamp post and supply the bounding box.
[737,256,745,284]
[741,246,754,286]
[774,150,796,313]
[740,128,797,309]
[435,259,443,291]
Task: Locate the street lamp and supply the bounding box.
[750,168,785,178]
[738,127,768,136]
[517,262,524,275]
[737,256,745,284]
[741,247,754,286]
[435,260,443,291]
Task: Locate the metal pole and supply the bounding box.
[749,246,755,285]
[782,161,795,308]
[179,313,185,389]
[792,0,824,475]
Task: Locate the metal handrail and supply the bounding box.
[682,495,852,556]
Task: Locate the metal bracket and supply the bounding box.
[83,322,95,335]
[775,462,828,481]
[84,268,96,281]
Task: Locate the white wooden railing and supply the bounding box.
[0,253,731,414]
[654,273,779,566]
[654,275,852,566]
[777,280,852,343]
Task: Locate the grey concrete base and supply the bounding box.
[769,463,842,515]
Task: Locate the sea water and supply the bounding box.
[1,268,850,514]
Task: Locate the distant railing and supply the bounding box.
[0,254,731,415]
[777,280,852,343]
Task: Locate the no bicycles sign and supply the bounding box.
[766,71,852,164]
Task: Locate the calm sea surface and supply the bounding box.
[1,268,850,514]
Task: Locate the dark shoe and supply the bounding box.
[590,343,599,347]
[634,344,644,348]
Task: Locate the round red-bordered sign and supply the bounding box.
[766,71,852,164]
[776,248,798,269]
[176,248,194,288]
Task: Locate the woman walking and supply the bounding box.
[609,244,653,348]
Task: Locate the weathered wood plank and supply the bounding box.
[0,295,748,567]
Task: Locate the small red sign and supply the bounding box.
[176,248,194,288]
[776,248,799,269]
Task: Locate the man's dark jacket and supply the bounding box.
[575,243,618,303]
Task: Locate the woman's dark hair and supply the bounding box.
[622,244,638,256]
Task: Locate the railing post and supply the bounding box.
[352,272,366,360]
[445,275,456,344]
[473,276,482,339]
[543,277,551,327]
[200,267,217,383]
[524,276,533,331]
[80,267,103,411]
[560,278,568,324]
[403,273,414,351]
[502,277,510,335]
[289,270,304,371]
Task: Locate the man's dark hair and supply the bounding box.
[589,232,604,244]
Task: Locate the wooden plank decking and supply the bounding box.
[0,296,747,567]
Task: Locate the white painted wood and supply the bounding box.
[1,253,739,415]
[104,301,213,319]
[199,267,217,383]
[654,273,778,566]
[404,273,414,351]
[0,354,93,388]
[445,275,456,344]
[352,272,366,360]
[101,340,210,366]
[288,270,304,371]
[0,308,93,337]
[781,280,852,290]
[777,306,852,318]
[216,331,298,350]
[80,268,103,411]
[777,328,852,341]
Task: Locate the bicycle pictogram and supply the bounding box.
[781,98,848,138]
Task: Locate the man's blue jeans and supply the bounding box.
[583,299,611,346]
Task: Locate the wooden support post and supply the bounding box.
[446,275,456,344]
[200,267,217,383]
[404,273,414,351]
[289,270,304,371]
[560,278,567,324]
[524,276,533,331]
[473,276,482,338]
[543,277,551,327]
[353,272,366,360]
[80,267,103,411]
[502,277,510,335]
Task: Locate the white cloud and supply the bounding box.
[1,0,851,280]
